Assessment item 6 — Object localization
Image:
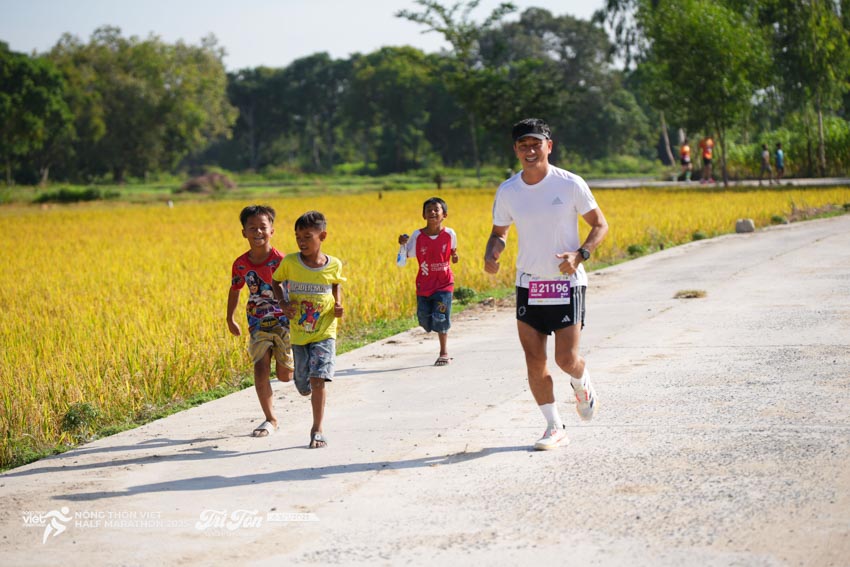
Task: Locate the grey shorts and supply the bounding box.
[292,338,335,395]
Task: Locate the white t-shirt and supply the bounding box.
[492,166,598,288]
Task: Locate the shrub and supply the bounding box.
[454,286,477,304]
[61,402,100,439]
[33,187,118,204]
[176,172,237,194]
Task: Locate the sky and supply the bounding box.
[0,0,606,70]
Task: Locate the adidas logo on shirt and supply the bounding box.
[552,197,564,205]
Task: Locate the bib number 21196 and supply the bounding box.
[528,276,571,305]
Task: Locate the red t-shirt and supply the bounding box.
[231,248,288,333]
[403,228,456,297]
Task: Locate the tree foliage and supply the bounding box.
[0,42,72,184]
[3,2,850,184]
[47,27,235,182]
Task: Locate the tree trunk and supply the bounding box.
[245,106,258,170]
[469,112,481,181]
[816,95,826,176]
[802,108,815,177]
[717,121,729,187]
[39,165,50,187]
[5,157,11,186]
[660,112,675,167]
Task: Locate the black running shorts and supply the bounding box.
[516,285,586,335]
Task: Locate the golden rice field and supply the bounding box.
[1,185,849,468]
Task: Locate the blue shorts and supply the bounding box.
[417,291,453,333]
[292,338,335,395]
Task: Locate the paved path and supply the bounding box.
[587,176,850,188]
[2,216,849,566]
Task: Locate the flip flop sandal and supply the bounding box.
[309,432,327,448]
[435,356,451,366]
[252,420,277,437]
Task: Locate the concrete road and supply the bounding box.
[587,176,850,189]
[2,215,849,567]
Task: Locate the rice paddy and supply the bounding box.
[1,184,848,468]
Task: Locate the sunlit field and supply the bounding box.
[1,185,848,467]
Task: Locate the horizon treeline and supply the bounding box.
[3,1,850,186]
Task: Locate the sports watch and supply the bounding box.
[578,247,591,261]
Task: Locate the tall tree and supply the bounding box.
[477,8,649,163]
[767,0,850,175]
[397,0,516,179]
[49,27,235,182]
[346,47,435,173]
[281,53,351,172]
[0,43,72,185]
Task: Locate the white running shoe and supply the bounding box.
[533,424,569,451]
[572,373,597,421]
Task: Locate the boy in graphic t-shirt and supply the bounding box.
[226,205,294,438]
[272,211,345,449]
[397,197,459,366]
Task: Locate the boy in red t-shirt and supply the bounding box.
[397,197,459,366]
[226,205,294,437]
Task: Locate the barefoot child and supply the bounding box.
[396,197,459,366]
[226,205,294,437]
[272,211,345,448]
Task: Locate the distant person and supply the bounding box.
[775,143,785,182]
[227,205,294,438]
[680,139,692,181]
[484,118,609,451]
[273,211,345,448]
[759,143,774,186]
[397,197,459,366]
[699,136,715,184]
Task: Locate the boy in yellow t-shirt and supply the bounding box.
[272,211,345,449]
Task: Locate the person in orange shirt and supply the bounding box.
[680,139,692,182]
[699,136,715,184]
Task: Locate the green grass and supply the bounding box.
[0,159,673,206]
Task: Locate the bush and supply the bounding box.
[454,286,477,304]
[692,230,708,241]
[33,187,118,204]
[61,402,100,438]
[176,172,237,194]
[627,244,647,256]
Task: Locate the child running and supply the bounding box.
[272,211,345,449]
[396,197,459,366]
[226,205,294,438]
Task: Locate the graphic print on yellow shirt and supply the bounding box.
[273,253,346,345]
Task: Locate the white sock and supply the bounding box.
[571,367,589,389]
[539,403,563,429]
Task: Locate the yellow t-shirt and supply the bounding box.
[273,253,346,345]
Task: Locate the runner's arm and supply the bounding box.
[333,283,344,318]
[556,207,609,275]
[484,225,510,274]
[226,288,241,336]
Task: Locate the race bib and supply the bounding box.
[528,276,571,305]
